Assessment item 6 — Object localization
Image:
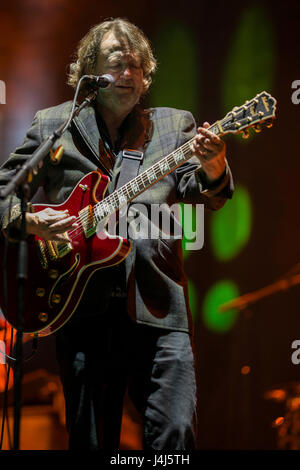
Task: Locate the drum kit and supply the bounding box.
[264,382,300,450]
[220,264,300,450]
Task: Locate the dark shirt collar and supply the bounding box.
[94,103,153,156]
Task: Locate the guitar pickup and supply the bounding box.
[56,238,73,258]
[78,205,96,238]
[54,232,73,258]
[48,235,73,259]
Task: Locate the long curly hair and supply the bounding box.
[67,18,157,95]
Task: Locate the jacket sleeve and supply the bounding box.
[174,110,234,209]
[0,111,48,235]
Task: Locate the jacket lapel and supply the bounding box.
[73,104,114,176]
[73,104,100,159]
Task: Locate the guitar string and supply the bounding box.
[59,113,243,241]
[52,148,192,257]
[63,120,222,240]
[63,137,196,242]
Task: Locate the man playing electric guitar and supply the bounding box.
[0,18,233,450]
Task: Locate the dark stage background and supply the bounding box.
[0,0,300,450]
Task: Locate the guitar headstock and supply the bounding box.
[218,91,277,138]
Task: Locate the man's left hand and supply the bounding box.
[190,122,226,184]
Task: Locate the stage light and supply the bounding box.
[210,184,252,262]
[202,279,239,333]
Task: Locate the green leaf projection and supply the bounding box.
[151,20,199,117]
[210,184,252,262]
[202,280,240,333]
[222,5,275,117]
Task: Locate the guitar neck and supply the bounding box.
[93,121,221,222]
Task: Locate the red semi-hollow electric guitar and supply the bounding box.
[0,92,276,336]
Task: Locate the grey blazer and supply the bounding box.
[0,101,233,334]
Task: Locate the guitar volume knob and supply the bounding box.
[48,269,59,279]
[38,312,48,323]
[52,294,62,304]
[36,288,46,297]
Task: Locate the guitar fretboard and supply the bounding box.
[93,121,221,222]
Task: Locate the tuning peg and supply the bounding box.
[254,124,262,133]
[242,130,250,139]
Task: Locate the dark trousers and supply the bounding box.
[55,298,197,450]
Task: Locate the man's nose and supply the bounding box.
[121,65,132,78]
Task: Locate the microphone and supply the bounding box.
[86,74,115,88]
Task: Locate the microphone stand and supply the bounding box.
[0,87,98,450]
[219,270,300,313]
[12,182,29,450]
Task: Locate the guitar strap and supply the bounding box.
[115,149,144,190]
[98,104,152,191]
[108,149,144,299]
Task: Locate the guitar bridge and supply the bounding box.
[56,239,73,258]
[36,239,48,269]
[46,240,58,260]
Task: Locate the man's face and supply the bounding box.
[95,31,145,116]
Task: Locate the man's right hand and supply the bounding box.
[26,207,78,241]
